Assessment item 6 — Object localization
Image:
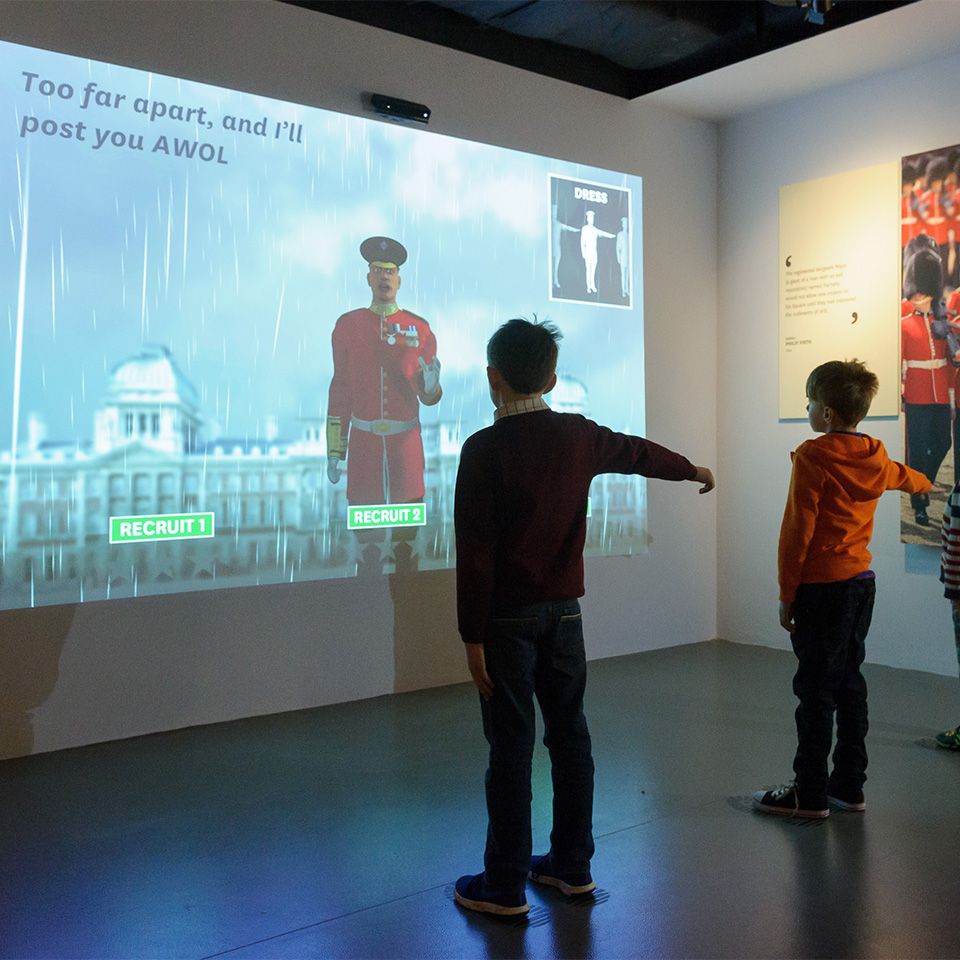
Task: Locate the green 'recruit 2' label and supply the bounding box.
[347,503,427,530]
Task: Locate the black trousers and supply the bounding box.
[791,578,875,799]
[904,402,951,510]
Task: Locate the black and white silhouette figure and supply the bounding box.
[549,175,632,308]
[580,211,615,294]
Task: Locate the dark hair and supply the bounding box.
[805,359,878,426]
[486,317,562,394]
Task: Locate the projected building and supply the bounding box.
[0,346,461,605]
[0,350,642,608]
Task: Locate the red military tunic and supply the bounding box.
[327,303,438,504]
[902,192,922,247]
[948,289,960,322]
[901,302,950,405]
[945,188,960,240]
[920,188,949,245]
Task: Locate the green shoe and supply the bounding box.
[935,727,960,750]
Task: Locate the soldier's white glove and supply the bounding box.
[418,355,442,400]
[327,457,341,484]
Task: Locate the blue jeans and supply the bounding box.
[791,578,875,799]
[479,598,594,896]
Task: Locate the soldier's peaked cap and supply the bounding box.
[361,237,407,266]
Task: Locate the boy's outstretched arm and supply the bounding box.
[693,466,715,493]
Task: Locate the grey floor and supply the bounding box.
[2,639,960,960]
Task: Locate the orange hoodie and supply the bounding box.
[778,433,930,603]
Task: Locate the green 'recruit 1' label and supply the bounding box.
[109,512,215,544]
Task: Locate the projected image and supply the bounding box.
[550,175,632,307]
[1,40,645,609]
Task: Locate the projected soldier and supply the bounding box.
[326,237,442,574]
[580,210,615,295]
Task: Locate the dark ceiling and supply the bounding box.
[284,0,918,99]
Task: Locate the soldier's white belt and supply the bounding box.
[351,416,420,436]
[906,359,947,369]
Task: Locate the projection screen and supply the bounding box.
[1,39,644,609]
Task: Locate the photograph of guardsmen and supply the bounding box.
[900,143,960,544]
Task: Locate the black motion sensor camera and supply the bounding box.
[369,93,430,124]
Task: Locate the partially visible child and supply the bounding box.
[754,360,931,818]
[938,483,960,749]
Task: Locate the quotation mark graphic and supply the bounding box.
[785,255,792,267]
[851,312,858,324]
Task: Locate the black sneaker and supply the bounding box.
[752,783,829,819]
[826,775,866,811]
[454,873,528,916]
[827,787,866,811]
[528,853,596,895]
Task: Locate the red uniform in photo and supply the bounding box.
[902,192,922,247]
[902,303,951,405]
[920,188,949,245]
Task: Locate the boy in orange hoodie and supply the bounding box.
[754,360,931,818]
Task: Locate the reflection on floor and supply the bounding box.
[2,639,960,959]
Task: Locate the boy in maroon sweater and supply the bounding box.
[453,318,715,915]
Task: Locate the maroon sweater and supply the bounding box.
[454,406,697,645]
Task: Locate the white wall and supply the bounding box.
[717,52,960,676]
[0,1,719,759]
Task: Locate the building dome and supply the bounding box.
[551,373,588,414]
[108,345,199,411]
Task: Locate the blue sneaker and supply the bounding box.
[528,853,596,896]
[935,726,960,750]
[454,874,528,916]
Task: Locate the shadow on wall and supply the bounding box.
[391,566,465,694]
[0,562,467,762]
[0,604,73,760]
